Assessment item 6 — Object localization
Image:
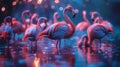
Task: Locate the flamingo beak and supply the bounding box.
[108,27,114,34]
[72,9,76,18]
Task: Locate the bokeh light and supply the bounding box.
[1,6,6,12]
[28,0,32,3]
[54,0,60,4]
[37,0,43,5]
[12,1,17,6]
[59,7,63,11]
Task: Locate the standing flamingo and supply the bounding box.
[76,10,91,31]
[37,5,76,52]
[22,17,48,41]
[0,16,13,41]
[22,17,47,53]
[0,16,14,56]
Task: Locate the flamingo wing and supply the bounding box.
[91,25,107,39]
[46,23,70,39]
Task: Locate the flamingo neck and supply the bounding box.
[94,15,103,24]
[82,35,88,45]
[30,17,34,25]
[43,22,47,30]
[53,14,57,23]
[63,9,75,33]
[22,12,27,29]
[83,13,89,23]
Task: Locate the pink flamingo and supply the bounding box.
[0,16,13,40]
[0,16,14,54]
[76,10,91,31]
[78,23,113,48]
[22,17,47,53]
[37,5,76,52]
[8,10,31,40]
[22,17,47,41]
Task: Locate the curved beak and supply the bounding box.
[108,27,114,34]
[72,9,76,18]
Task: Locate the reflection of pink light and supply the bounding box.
[28,0,32,3]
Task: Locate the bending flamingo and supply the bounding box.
[78,23,113,48]
[76,10,91,31]
[37,5,76,52]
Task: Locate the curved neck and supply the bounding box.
[22,12,27,29]
[82,35,88,45]
[83,13,89,22]
[63,8,75,32]
[53,14,57,23]
[94,16,103,24]
[37,18,47,30]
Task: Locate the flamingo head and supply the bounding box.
[90,11,100,21]
[31,13,39,23]
[102,21,114,33]
[31,13,38,19]
[54,12,60,19]
[65,5,76,18]
[11,18,17,25]
[4,16,12,25]
[37,17,48,25]
[25,18,31,25]
[24,10,31,16]
[82,10,86,16]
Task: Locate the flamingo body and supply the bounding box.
[44,22,71,39]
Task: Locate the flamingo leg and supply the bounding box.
[99,39,101,48]
[56,40,61,54]
[35,40,37,53]
[13,33,15,41]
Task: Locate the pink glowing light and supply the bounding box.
[12,1,17,6]
[54,0,59,4]
[37,0,43,4]
[1,6,5,12]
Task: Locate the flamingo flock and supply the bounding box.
[0,5,114,54]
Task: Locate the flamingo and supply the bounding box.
[22,17,47,53]
[7,10,32,40]
[0,16,14,55]
[76,10,91,31]
[90,11,114,42]
[0,16,13,40]
[37,5,76,52]
[22,17,48,41]
[78,23,113,48]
